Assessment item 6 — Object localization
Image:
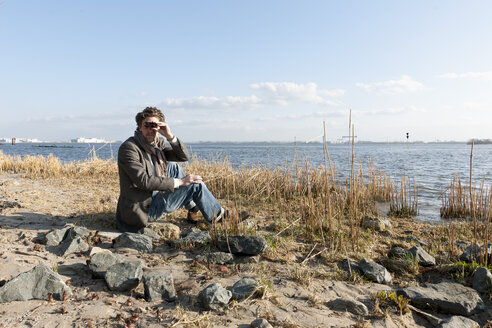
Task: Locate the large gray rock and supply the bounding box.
[326,298,369,316]
[338,259,361,274]
[387,247,411,259]
[363,216,392,231]
[113,233,153,253]
[104,261,143,291]
[44,226,71,246]
[0,263,72,302]
[143,272,176,302]
[398,282,486,316]
[472,267,492,294]
[198,283,232,310]
[216,235,267,255]
[359,259,392,284]
[437,316,480,328]
[181,229,211,246]
[460,243,491,263]
[231,277,257,300]
[87,252,123,278]
[59,236,90,256]
[138,227,160,240]
[196,252,234,265]
[409,245,436,267]
[65,226,90,241]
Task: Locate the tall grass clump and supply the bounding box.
[388,176,418,218]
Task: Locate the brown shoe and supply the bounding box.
[187,209,202,223]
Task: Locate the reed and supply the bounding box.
[388,176,418,218]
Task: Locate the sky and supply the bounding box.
[1,1,491,143]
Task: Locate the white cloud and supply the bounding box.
[161,95,262,110]
[356,75,424,94]
[437,70,492,80]
[249,82,343,106]
[258,110,347,121]
[356,106,427,115]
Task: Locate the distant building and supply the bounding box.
[71,137,113,143]
[0,138,42,143]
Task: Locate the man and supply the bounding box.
[116,106,224,232]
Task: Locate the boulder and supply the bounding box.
[251,318,273,328]
[59,236,90,256]
[387,247,410,259]
[154,222,180,240]
[198,283,231,310]
[472,267,492,294]
[436,316,480,328]
[196,252,234,265]
[409,245,436,267]
[105,261,143,291]
[363,216,391,231]
[216,235,267,255]
[0,263,72,302]
[43,226,71,246]
[173,229,211,247]
[87,252,123,278]
[138,227,160,240]
[460,243,491,263]
[397,282,486,316]
[231,277,257,300]
[337,259,361,274]
[326,298,369,316]
[113,233,153,253]
[143,272,176,302]
[359,259,392,284]
[65,226,90,241]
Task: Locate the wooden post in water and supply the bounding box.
[11,138,16,145]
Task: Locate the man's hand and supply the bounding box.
[157,122,174,141]
[179,174,203,187]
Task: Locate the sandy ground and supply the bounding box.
[0,171,486,327]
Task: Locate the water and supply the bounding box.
[1,141,491,222]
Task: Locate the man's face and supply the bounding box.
[139,116,161,144]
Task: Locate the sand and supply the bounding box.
[0,171,484,327]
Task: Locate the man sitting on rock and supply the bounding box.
[116,106,224,232]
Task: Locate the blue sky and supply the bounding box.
[1,1,491,142]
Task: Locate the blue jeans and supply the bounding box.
[148,162,222,223]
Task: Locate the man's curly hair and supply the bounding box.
[135,107,165,128]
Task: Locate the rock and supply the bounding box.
[59,236,90,256]
[198,283,232,310]
[231,277,257,300]
[65,226,90,241]
[0,200,21,209]
[234,255,260,264]
[409,245,436,267]
[0,263,72,302]
[251,318,273,328]
[173,229,211,247]
[138,227,160,240]
[143,272,176,302]
[436,316,480,328]
[89,246,112,256]
[196,252,234,265]
[88,252,123,278]
[406,236,427,246]
[113,233,153,253]
[216,235,267,255]
[105,261,143,291]
[460,243,492,263]
[338,259,361,274]
[472,267,492,294]
[154,222,180,240]
[359,259,392,284]
[44,226,71,246]
[363,216,391,231]
[397,282,486,316]
[326,298,369,316]
[387,247,410,259]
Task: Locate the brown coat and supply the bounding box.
[116,136,190,228]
